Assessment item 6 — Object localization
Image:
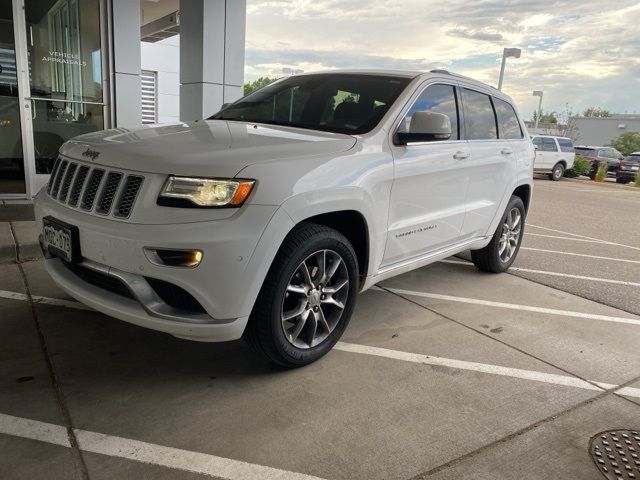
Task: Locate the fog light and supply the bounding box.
[144,248,203,268]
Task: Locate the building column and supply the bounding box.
[179,0,246,121]
[110,0,142,128]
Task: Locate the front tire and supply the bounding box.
[471,196,526,273]
[549,162,565,181]
[244,222,359,367]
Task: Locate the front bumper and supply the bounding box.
[617,170,638,181]
[35,190,294,341]
[45,256,248,341]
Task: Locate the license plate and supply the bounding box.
[42,216,81,263]
[631,166,639,171]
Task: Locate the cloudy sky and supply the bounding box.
[244,0,640,120]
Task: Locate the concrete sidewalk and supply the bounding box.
[0,200,40,264]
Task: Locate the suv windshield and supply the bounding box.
[211,74,411,135]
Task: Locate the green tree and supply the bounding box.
[582,106,612,118]
[532,110,558,124]
[243,77,274,96]
[608,132,640,156]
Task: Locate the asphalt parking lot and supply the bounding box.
[1,178,639,480]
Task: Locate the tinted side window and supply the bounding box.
[462,88,497,140]
[541,137,558,152]
[494,98,522,139]
[400,84,459,140]
[557,138,574,152]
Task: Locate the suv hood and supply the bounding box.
[60,120,357,177]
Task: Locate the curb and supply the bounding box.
[0,221,42,264]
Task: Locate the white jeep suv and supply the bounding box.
[34,70,534,367]
[531,135,575,180]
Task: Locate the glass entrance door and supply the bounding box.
[24,0,105,194]
[0,1,26,194]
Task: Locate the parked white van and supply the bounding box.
[35,70,534,367]
[530,135,575,180]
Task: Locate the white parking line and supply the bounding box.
[336,343,640,399]
[440,259,640,288]
[520,247,640,265]
[0,289,91,311]
[509,267,640,288]
[0,413,70,447]
[525,233,613,244]
[377,287,640,326]
[0,413,325,480]
[527,224,640,252]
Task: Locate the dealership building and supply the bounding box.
[0,0,246,199]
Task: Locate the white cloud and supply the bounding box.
[246,0,640,117]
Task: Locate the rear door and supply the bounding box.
[384,82,469,265]
[459,87,510,239]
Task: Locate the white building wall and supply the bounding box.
[141,37,180,124]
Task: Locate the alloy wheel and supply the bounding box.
[553,165,563,180]
[281,249,349,349]
[498,207,522,263]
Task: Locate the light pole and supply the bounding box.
[533,90,544,128]
[497,47,522,91]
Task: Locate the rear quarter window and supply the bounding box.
[494,98,523,139]
[557,138,574,152]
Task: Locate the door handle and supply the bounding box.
[453,151,469,160]
[501,148,513,155]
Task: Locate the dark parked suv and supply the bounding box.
[616,152,640,184]
[574,146,624,179]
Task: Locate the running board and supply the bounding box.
[376,236,487,276]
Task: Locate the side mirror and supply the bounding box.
[396,111,452,145]
[533,145,539,150]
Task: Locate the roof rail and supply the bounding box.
[430,69,450,75]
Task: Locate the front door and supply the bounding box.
[23,0,106,195]
[383,82,469,266]
[0,1,27,195]
[1,0,106,198]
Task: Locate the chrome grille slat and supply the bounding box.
[81,169,105,211]
[59,163,77,202]
[50,160,68,197]
[114,176,144,218]
[95,172,123,215]
[69,166,90,207]
[47,158,62,194]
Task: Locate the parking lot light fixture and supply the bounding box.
[533,90,544,128]
[498,47,522,91]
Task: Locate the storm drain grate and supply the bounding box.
[590,430,640,479]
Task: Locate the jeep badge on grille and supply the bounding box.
[82,148,100,160]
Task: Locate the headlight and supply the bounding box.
[158,176,255,207]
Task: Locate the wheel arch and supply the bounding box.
[512,183,532,212]
[298,210,370,283]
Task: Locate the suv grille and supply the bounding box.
[47,158,144,219]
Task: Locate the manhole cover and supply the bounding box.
[590,430,640,479]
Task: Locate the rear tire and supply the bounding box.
[471,196,526,273]
[244,222,359,368]
[549,163,565,181]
